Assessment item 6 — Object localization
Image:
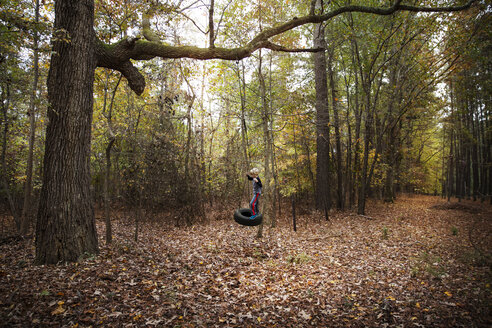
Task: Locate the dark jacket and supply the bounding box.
[247,175,262,194]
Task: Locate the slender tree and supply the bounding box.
[20,0,40,235]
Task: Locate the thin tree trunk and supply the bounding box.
[343,71,353,208]
[104,138,114,244]
[21,0,40,235]
[352,57,361,208]
[327,47,344,210]
[268,55,277,228]
[358,99,371,215]
[313,0,332,211]
[103,73,121,245]
[292,195,297,232]
[256,50,271,239]
[1,84,20,229]
[237,61,251,200]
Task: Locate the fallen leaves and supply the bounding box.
[51,301,65,315]
[0,195,490,327]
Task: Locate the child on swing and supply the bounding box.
[246,168,262,219]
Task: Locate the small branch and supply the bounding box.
[142,12,161,42]
[262,41,324,53]
[209,0,215,48]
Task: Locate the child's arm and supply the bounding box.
[256,177,262,187]
[246,174,253,180]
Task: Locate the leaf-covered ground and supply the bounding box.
[0,195,490,327]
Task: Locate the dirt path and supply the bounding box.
[0,195,490,327]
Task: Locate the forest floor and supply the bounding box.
[0,195,490,327]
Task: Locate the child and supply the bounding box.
[246,168,262,218]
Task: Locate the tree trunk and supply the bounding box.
[358,92,372,215]
[104,138,114,244]
[256,50,271,239]
[1,84,20,230]
[103,72,121,245]
[237,61,250,199]
[292,195,297,232]
[20,0,40,235]
[352,56,362,209]
[327,47,344,210]
[313,1,332,211]
[35,0,98,264]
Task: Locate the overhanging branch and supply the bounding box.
[95,0,477,95]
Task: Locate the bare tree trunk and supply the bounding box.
[20,0,40,235]
[268,55,277,228]
[256,50,271,239]
[103,73,121,245]
[237,61,250,199]
[300,123,316,197]
[327,46,344,210]
[352,60,362,209]
[292,195,297,232]
[313,0,332,211]
[358,97,372,215]
[1,84,20,230]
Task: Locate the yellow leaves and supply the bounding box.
[386,295,396,301]
[444,291,452,297]
[51,301,65,315]
[416,302,421,308]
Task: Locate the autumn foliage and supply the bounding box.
[1,195,490,327]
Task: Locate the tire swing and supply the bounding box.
[234,208,263,226]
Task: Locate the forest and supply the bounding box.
[0,0,491,327]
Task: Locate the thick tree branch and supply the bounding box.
[249,0,476,44]
[95,37,148,95]
[95,0,477,95]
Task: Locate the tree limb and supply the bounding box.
[95,0,477,95]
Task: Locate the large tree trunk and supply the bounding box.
[35,0,99,264]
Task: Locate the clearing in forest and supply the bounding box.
[0,195,490,327]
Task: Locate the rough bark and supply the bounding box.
[35,0,98,264]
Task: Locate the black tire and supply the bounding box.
[234,208,263,226]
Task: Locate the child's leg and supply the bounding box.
[250,193,260,215]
